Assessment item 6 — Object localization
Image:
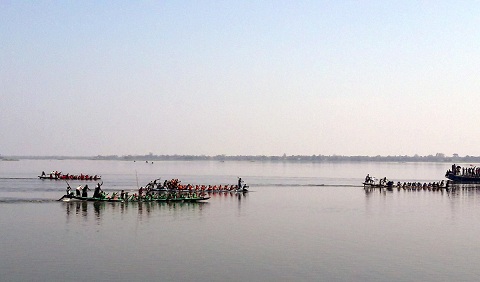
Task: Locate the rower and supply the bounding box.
[238,177,243,189]
[365,174,371,183]
[66,184,72,196]
[82,184,91,197]
[93,182,103,198]
[76,185,82,196]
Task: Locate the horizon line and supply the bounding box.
[1,153,478,159]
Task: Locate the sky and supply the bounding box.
[1,1,480,157]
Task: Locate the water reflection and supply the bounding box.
[364,187,391,196]
[205,191,249,215]
[206,191,249,200]
[237,191,248,200]
[364,183,480,197]
[363,183,480,220]
[236,192,248,214]
[63,200,210,222]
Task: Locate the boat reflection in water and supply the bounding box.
[364,182,480,198]
[63,200,209,221]
[207,190,249,199]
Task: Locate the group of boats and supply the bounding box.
[57,177,250,203]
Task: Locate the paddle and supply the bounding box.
[135,170,139,189]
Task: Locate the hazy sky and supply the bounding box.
[2,1,480,157]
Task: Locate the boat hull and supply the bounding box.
[60,195,209,203]
[124,197,210,203]
[60,195,123,202]
[445,173,480,183]
[363,182,393,188]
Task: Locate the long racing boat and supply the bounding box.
[39,174,101,181]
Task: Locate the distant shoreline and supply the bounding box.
[1,154,478,163]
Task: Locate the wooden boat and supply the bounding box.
[39,174,101,181]
[152,187,248,193]
[147,178,249,194]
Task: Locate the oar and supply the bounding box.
[135,170,139,189]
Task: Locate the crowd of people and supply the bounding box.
[395,180,448,191]
[445,164,480,178]
[364,175,392,186]
[142,177,248,193]
[66,182,104,198]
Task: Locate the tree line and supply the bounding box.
[6,153,480,163]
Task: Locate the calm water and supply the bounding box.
[1,160,480,281]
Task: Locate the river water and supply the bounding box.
[1,159,479,281]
